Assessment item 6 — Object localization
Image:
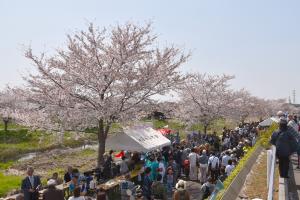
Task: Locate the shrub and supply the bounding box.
[258,124,278,148]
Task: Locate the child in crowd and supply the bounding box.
[166,167,174,195]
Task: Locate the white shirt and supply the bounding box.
[158,162,166,177]
[28,176,34,187]
[188,152,198,167]
[221,155,231,167]
[225,164,235,176]
[208,156,219,169]
[68,197,85,200]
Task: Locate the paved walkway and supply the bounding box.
[288,154,300,200]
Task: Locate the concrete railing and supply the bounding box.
[221,146,263,200]
[267,145,276,200]
[278,177,288,200]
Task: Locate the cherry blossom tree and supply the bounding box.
[228,89,260,123]
[24,22,189,166]
[178,73,236,133]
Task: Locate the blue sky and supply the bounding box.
[1,0,300,101]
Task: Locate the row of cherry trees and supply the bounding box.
[0,22,298,166]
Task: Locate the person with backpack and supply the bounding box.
[199,177,215,200]
[152,174,167,200]
[173,180,190,200]
[208,152,220,181]
[270,118,298,178]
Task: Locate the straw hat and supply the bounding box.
[175,180,187,191]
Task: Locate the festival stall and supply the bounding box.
[258,117,278,127]
[106,125,171,152]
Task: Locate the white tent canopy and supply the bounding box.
[106,125,171,152]
[259,117,279,127]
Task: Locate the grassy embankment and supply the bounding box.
[0,123,97,197]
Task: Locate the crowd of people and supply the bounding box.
[15,121,260,200]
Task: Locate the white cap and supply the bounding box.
[47,179,57,186]
[277,111,284,117]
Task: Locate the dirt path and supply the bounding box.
[5,146,98,177]
[236,150,279,200]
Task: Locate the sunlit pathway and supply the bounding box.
[288,154,300,200]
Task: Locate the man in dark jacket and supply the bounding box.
[270,118,298,178]
[64,166,73,183]
[42,179,64,200]
[21,167,42,200]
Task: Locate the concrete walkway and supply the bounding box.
[288,154,300,200]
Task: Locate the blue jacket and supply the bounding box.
[143,175,153,198]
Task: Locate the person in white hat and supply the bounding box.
[42,179,64,200]
[173,180,190,200]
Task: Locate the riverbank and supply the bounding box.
[237,150,279,200]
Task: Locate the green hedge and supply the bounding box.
[216,124,278,199]
[258,123,278,148]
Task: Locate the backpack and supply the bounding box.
[275,130,298,156]
[152,182,164,199]
[203,185,211,199]
[178,190,187,200]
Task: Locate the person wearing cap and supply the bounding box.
[42,179,64,200]
[173,180,190,200]
[277,111,285,119]
[270,118,298,178]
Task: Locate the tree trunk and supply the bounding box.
[97,119,105,167]
[97,119,111,168]
[3,119,9,132]
[204,124,208,134]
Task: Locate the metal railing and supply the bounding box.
[267,145,276,200]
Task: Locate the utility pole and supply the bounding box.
[293,89,296,104]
